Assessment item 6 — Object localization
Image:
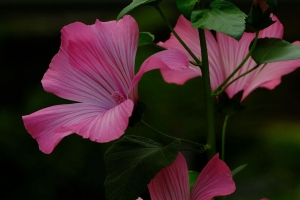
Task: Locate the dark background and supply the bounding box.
[1,0,300,199]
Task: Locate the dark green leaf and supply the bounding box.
[138,32,155,46]
[117,0,158,20]
[188,171,199,190]
[176,0,198,19]
[191,0,246,40]
[104,135,181,200]
[251,38,300,64]
[231,164,247,176]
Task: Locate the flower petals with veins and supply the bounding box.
[132,49,190,86]
[158,14,300,100]
[42,15,138,106]
[22,100,133,154]
[148,153,190,200]
[191,154,236,200]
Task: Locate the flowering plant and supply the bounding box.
[22,0,300,199]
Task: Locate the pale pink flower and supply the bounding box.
[22,15,189,154]
[148,153,236,200]
[158,15,300,101]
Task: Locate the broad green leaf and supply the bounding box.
[188,171,199,190]
[251,38,300,64]
[117,0,158,20]
[176,0,198,19]
[104,135,181,200]
[231,164,247,176]
[191,0,246,40]
[138,32,155,46]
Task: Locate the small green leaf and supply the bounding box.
[251,38,300,64]
[104,135,181,200]
[176,0,198,19]
[188,171,199,190]
[117,0,158,20]
[138,32,155,46]
[191,0,246,40]
[231,164,247,176]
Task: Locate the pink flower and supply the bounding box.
[158,15,300,101]
[147,153,236,200]
[22,15,189,154]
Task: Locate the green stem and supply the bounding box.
[154,5,201,65]
[212,31,259,96]
[214,64,262,96]
[198,1,216,158]
[221,115,230,161]
[141,120,204,147]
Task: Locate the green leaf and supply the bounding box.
[104,135,181,200]
[176,0,198,19]
[231,164,247,176]
[138,32,155,46]
[251,38,300,64]
[188,171,199,190]
[117,0,158,20]
[191,0,246,40]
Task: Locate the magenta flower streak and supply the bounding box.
[158,15,300,101]
[22,15,189,154]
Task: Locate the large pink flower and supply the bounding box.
[158,15,300,100]
[22,15,189,154]
[147,153,235,200]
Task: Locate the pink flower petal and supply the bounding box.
[148,153,190,200]
[157,15,227,89]
[158,15,202,60]
[158,15,292,100]
[216,31,257,98]
[242,41,300,99]
[191,153,236,200]
[217,15,285,99]
[43,15,138,105]
[22,100,133,154]
[132,49,190,86]
[258,15,283,39]
[160,65,201,85]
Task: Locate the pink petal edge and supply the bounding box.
[132,49,190,86]
[148,153,190,200]
[22,100,133,154]
[191,153,236,200]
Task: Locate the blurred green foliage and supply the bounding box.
[1,0,300,199]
